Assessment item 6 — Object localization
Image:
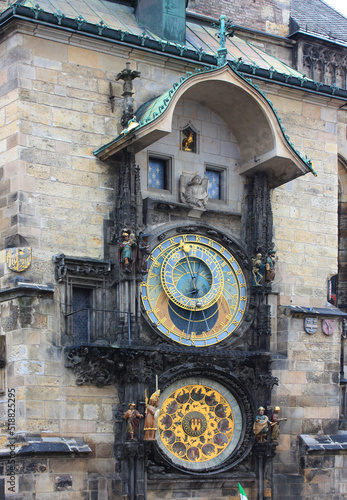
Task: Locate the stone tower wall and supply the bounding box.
[187,0,291,36]
[0,15,345,500]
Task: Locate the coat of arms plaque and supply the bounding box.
[304,317,317,334]
[6,247,32,272]
[322,319,335,336]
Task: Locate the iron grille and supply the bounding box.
[72,288,91,344]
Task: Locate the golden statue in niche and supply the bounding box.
[182,130,194,151]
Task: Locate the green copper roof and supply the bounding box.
[3,1,346,100]
[94,62,316,177]
[4,0,311,78]
[1,1,342,176]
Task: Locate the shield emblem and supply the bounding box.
[6,247,32,272]
[304,317,317,334]
[322,319,335,336]
[190,418,202,432]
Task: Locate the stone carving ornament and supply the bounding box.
[303,42,347,88]
[180,174,209,209]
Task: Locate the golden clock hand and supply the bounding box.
[185,257,196,289]
[180,243,197,290]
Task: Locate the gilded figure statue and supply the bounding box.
[119,229,137,273]
[252,253,264,286]
[270,406,287,440]
[253,406,269,442]
[144,390,160,441]
[123,403,143,440]
[265,249,278,283]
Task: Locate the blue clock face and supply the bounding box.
[161,242,224,311]
[141,234,247,347]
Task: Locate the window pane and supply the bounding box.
[149,158,166,189]
[72,288,91,344]
[206,170,221,199]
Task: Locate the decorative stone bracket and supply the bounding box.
[65,344,278,392]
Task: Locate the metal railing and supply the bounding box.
[65,308,132,345]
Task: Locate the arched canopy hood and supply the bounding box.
[94,63,316,188]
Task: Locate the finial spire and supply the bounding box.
[214,15,235,67]
[116,62,141,127]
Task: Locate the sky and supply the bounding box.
[323,0,347,17]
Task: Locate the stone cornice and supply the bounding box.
[0,284,54,303]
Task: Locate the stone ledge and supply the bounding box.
[283,305,347,317]
[0,437,91,458]
[300,434,347,453]
[143,197,242,218]
[0,283,54,303]
[148,472,256,488]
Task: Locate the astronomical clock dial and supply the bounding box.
[141,234,247,347]
[156,377,243,472]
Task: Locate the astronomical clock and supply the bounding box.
[141,233,247,347]
[138,226,256,474]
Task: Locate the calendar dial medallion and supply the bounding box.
[141,234,247,347]
[156,378,243,472]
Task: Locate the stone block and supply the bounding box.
[302,102,321,120]
[34,472,54,493]
[95,443,113,459]
[54,474,72,491]
[279,371,306,384]
[321,107,338,123]
[87,459,115,474]
[35,67,58,84]
[59,72,97,92]
[20,102,51,125]
[26,400,44,418]
[49,459,88,474]
[26,386,60,401]
[83,404,99,420]
[35,179,74,198]
[72,473,88,491]
[35,493,60,500]
[0,69,6,86]
[50,167,98,187]
[61,420,97,435]
[52,108,81,130]
[54,85,67,97]
[55,140,71,154]
[68,46,98,68]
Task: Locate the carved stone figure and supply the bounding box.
[180,175,209,209]
[116,61,141,127]
[270,406,287,441]
[252,253,264,286]
[119,229,137,273]
[123,403,143,440]
[144,390,160,441]
[253,406,269,442]
[138,234,150,274]
[265,249,278,283]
